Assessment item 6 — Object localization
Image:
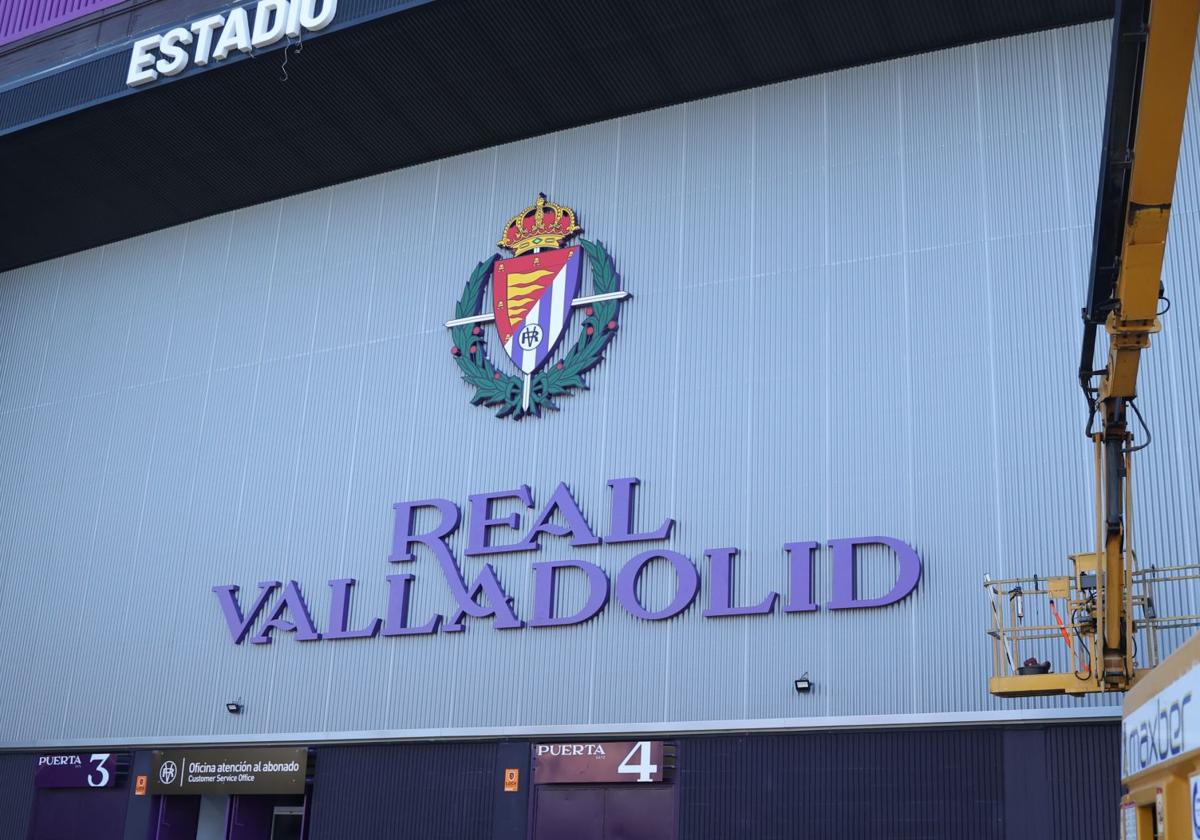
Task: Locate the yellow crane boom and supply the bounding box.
[1086,0,1200,691]
[987,0,1200,697]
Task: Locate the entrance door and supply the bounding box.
[196,796,230,840]
[532,786,676,840]
[154,796,201,840]
[155,794,308,840]
[533,788,604,840]
[27,787,129,840]
[269,806,304,840]
[603,787,675,840]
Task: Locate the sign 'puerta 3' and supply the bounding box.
[209,198,922,645]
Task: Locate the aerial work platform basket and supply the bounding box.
[986,559,1200,697]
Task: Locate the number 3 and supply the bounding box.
[87,754,111,788]
[617,742,658,783]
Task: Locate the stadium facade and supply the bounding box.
[2,0,1197,837]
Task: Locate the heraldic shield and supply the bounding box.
[446,192,629,420]
[492,246,582,374]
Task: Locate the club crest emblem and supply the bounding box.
[445,194,628,419]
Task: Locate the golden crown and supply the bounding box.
[498,194,581,256]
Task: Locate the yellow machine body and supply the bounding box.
[985,0,1200,700]
[1120,632,1200,838]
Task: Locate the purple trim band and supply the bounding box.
[0,0,127,48]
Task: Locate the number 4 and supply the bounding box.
[617,742,658,783]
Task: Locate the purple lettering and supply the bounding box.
[249,580,322,644]
[324,578,381,640]
[381,573,441,636]
[615,550,699,620]
[391,497,520,631]
[702,547,777,617]
[529,560,610,627]
[826,536,922,609]
[212,581,281,644]
[465,485,537,556]
[389,498,460,563]
[783,541,820,612]
[524,482,600,548]
[444,565,524,632]
[606,477,673,544]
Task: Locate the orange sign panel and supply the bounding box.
[135,775,148,796]
[503,768,519,792]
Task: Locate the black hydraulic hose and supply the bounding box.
[1079,323,1098,411]
[1079,0,1149,415]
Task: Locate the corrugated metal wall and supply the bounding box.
[298,726,1117,840]
[1045,723,1123,837]
[0,727,1122,840]
[306,742,496,840]
[26,785,130,839]
[676,724,1119,840]
[0,753,34,840]
[680,729,1007,839]
[0,0,127,47]
[0,19,1198,747]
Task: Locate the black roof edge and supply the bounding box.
[0,0,1115,273]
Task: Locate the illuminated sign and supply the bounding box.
[212,477,923,644]
[1123,662,1200,778]
[149,748,308,795]
[126,0,336,87]
[533,741,669,784]
[34,753,125,788]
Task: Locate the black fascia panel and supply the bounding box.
[0,0,1113,271]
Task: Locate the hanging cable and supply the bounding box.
[280,30,303,81]
[1128,399,1152,453]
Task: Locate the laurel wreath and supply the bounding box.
[451,239,621,420]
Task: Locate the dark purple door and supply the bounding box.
[228,795,274,840]
[532,786,676,840]
[27,787,129,840]
[603,787,675,840]
[154,795,200,840]
[533,788,605,840]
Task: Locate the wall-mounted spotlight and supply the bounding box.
[794,674,813,693]
[226,699,244,715]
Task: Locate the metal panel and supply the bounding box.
[0,0,1116,272]
[678,728,1007,839]
[1045,724,1123,838]
[493,741,532,840]
[306,742,495,840]
[676,724,1118,840]
[2,20,1200,747]
[0,0,127,48]
[27,786,130,840]
[0,0,237,85]
[0,753,35,840]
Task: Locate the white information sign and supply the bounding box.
[1191,773,1200,840]
[1123,663,1200,778]
[1121,802,1137,840]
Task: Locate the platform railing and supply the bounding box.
[984,561,1200,697]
